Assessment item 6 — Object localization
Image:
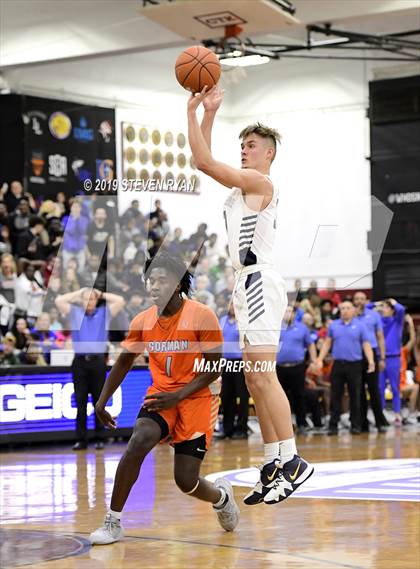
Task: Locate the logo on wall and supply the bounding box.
[48,154,68,182]
[73,117,94,142]
[48,112,72,140]
[96,159,114,180]
[98,120,113,143]
[23,110,47,136]
[71,159,92,182]
[29,151,46,184]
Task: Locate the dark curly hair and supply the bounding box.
[143,252,193,297]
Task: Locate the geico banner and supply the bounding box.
[0,368,151,436]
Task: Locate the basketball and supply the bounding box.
[175,45,221,93]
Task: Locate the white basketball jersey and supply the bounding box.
[223,177,279,271]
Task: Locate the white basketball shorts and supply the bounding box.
[232,268,287,349]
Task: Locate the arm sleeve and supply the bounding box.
[304,327,314,347]
[375,312,383,332]
[197,306,224,352]
[393,302,405,324]
[360,323,370,343]
[120,313,145,354]
[327,324,334,339]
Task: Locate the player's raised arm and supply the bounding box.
[200,85,224,150]
[187,88,268,194]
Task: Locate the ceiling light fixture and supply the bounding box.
[220,54,271,67]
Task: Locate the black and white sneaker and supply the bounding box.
[243,465,268,505]
[263,455,314,505]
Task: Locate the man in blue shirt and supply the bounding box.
[317,300,375,435]
[371,298,406,426]
[216,304,249,439]
[56,287,125,450]
[277,306,317,434]
[353,292,387,433]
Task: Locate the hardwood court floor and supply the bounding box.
[1,428,419,569]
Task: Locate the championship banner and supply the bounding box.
[23,95,116,199]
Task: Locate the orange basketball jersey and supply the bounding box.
[121,299,223,396]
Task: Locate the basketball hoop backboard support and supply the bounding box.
[139,0,300,41]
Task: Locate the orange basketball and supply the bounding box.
[175,46,221,94]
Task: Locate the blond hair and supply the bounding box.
[239,122,282,162]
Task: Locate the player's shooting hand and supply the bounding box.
[143,392,181,411]
[203,85,224,112]
[95,404,117,429]
[187,85,214,112]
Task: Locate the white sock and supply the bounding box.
[264,438,297,467]
[264,442,282,464]
[108,509,122,520]
[213,487,227,509]
[278,438,297,466]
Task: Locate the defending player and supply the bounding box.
[187,86,313,505]
[89,253,239,544]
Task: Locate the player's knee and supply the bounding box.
[174,471,199,494]
[245,372,268,393]
[126,427,156,458]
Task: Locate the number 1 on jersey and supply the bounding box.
[165,356,172,377]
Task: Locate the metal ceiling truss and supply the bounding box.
[204,25,420,62]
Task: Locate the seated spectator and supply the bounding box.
[3,180,24,213]
[0,199,8,220]
[121,199,143,226]
[0,225,12,255]
[194,290,216,311]
[189,222,208,251]
[214,292,228,318]
[206,233,222,267]
[300,288,322,328]
[31,312,65,363]
[55,191,69,218]
[62,267,80,293]
[120,217,141,250]
[320,299,336,324]
[0,253,17,304]
[48,306,64,331]
[125,292,151,321]
[11,317,31,350]
[14,264,46,325]
[154,210,170,239]
[0,332,20,365]
[19,340,47,366]
[9,198,31,249]
[45,217,64,257]
[15,215,49,261]
[61,200,89,270]
[293,278,304,302]
[167,227,184,256]
[87,207,115,259]
[319,278,341,307]
[209,256,227,288]
[400,317,418,423]
[148,199,164,221]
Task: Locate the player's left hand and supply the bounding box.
[143,392,181,411]
[187,85,216,112]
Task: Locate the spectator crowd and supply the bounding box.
[1,180,419,435]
